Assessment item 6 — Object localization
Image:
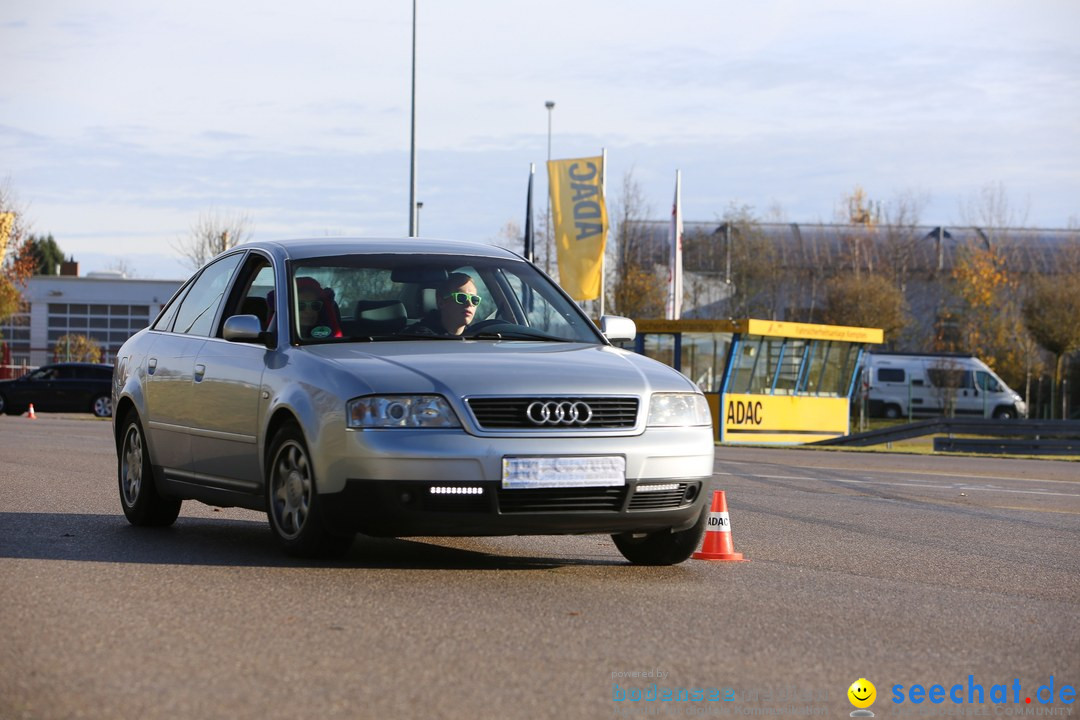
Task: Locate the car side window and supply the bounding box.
[172,254,244,337]
[218,256,275,335]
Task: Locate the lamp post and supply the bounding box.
[544,100,555,273]
[408,0,418,237]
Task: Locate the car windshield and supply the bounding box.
[288,253,604,345]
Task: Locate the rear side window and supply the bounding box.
[877,368,905,383]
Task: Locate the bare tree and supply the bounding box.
[719,204,785,319]
[491,220,522,256]
[959,181,1030,239]
[173,209,253,270]
[606,170,664,318]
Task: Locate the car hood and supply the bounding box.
[303,341,698,398]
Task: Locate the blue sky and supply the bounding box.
[2,0,1078,279]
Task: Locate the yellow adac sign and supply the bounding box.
[547,156,608,300]
[721,393,850,444]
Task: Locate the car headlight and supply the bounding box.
[347,395,461,429]
[647,392,712,427]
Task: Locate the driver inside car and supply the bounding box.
[403,272,480,336]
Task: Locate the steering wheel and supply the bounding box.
[465,318,510,334]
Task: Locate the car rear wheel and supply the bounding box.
[91,393,112,418]
[118,412,181,526]
[611,505,709,566]
[266,424,354,558]
[882,404,902,420]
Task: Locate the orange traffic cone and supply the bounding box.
[25,403,37,419]
[692,490,747,561]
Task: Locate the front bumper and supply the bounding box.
[322,477,709,537]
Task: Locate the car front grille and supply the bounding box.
[467,397,639,430]
[497,486,627,513]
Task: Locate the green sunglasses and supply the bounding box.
[444,292,482,307]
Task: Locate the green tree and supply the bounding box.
[27,234,66,275]
[52,333,103,363]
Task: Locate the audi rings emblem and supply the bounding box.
[526,400,594,426]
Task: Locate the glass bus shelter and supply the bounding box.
[633,319,883,444]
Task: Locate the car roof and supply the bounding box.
[245,237,523,262]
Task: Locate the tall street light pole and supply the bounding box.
[544,100,555,273]
[408,0,418,237]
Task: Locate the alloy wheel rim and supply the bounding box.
[121,426,143,506]
[271,441,312,539]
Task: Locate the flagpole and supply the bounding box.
[524,163,535,262]
[600,147,607,319]
[667,169,683,320]
[408,0,418,237]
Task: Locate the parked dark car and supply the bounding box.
[0,362,114,417]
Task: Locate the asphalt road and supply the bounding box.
[1,415,1077,720]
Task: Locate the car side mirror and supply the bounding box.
[599,315,636,343]
[223,314,273,346]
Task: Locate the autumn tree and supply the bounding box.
[837,186,882,275]
[0,182,35,324]
[52,334,103,364]
[173,209,253,270]
[947,184,1036,390]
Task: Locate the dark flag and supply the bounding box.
[524,163,535,262]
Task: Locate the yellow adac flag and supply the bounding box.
[547,155,608,300]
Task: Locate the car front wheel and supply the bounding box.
[611,505,709,566]
[92,394,112,418]
[266,424,353,558]
[118,412,181,526]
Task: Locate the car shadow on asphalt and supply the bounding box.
[0,511,628,570]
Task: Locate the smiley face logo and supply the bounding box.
[848,678,877,709]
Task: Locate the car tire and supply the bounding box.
[265,423,354,558]
[118,411,182,527]
[883,404,902,420]
[993,407,1016,420]
[0,393,22,415]
[91,393,112,418]
[611,504,709,566]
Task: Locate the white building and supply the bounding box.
[1,270,184,370]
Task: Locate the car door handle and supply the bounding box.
[147,358,157,375]
[194,364,206,382]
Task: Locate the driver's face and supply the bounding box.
[438,280,478,333]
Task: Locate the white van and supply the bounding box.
[864,352,1027,419]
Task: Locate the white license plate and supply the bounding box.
[501,456,626,489]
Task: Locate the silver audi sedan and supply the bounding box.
[112,238,714,564]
